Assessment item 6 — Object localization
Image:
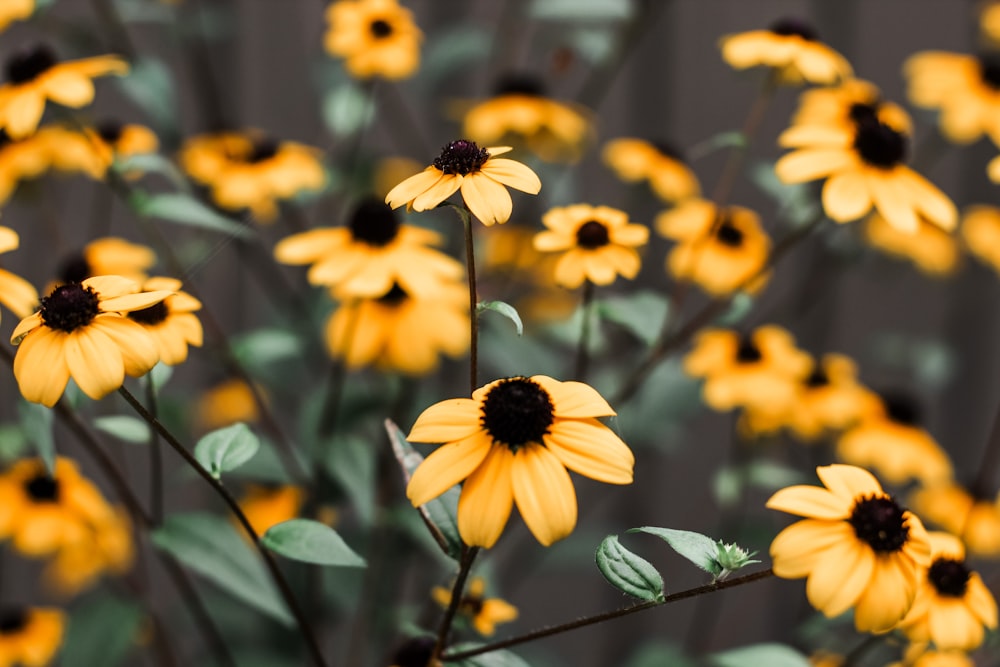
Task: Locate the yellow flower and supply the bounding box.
[326,281,469,375]
[808,652,844,667]
[385,141,541,226]
[790,79,906,133]
[324,0,422,80]
[904,51,1000,145]
[45,507,133,595]
[0,45,127,139]
[864,211,960,277]
[533,204,649,288]
[0,606,64,667]
[602,138,700,203]
[431,577,518,636]
[656,199,771,296]
[35,125,108,179]
[898,532,998,650]
[0,129,52,203]
[406,375,634,548]
[274,197,463,298]
[11,276,171,406]
[767,464,931,632]
[783,353,881,441]
[127,277,203,366]
[984,3,1000,44]
[836,393,953,485]
[960,205,1000,274]
[76,120,160,177]
[892,643,974,667]
[239,485,305,536]
[719,18,852,85]
[0,0,33,33]
[0,226,39,318]
[910,482,1000,558]
[196,379,263,431]
[54,237,156,286]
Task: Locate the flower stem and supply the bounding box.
[456,205,480,394]
[146,378,164,526]
[432,545,481,661]
[441,568,773,661]
[973,396,1000,498]
[574,280,596,382]
[117,386,330,667]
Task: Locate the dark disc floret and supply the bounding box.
[769,17,819,41]
[390,637,435,667]
[481,377,555,450]
[6,45,57,84]
[652,140,685,161]
[369,18,394,39]
[715,216,744,247]
[849,494,909,553]
[978,53,1000,90]
[576,220,610,249]
[854,117,908,168]
[377,283,409,306]
[0,608,27,634]
[433,140,490,176]
[57,253,92,284]
[246,138,280,164]
[0,129,10,149]
[928,557,971,597]
[881,393,921,426]
[459,593,485,617]
[40,283,101,333]
[97,120,125,145]
[805,366,830,387]
[348,197,401,246]
[735,334,763,363]
[128,301,169,326]
[493,73,546,97]
[24,473,59,503]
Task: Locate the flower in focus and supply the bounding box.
[719,17,852,85]
[0,606,65,667]
[239,485,305,536]
[864,212,960,277]
[533,204,649,288]
[904,51,1000,145]
[45,507,133,595]
[275,197,463,298]
[10,276,171,406]
[407,375,634,547]
[196,379,263,431]
[897,531,998,650]
[179,131,326,222]
[837,393,953,485]
[432,577,518,636]
[54,237,156,286]
[326,281,469,375]
[656,199,771,296]
[127,277,203,366]
[910,482,1000,558]
[960,205,1000,274]
[0,0,33,33]
[767,464,931,632]
[385,141,541,226]
[324,0,421,80]
[602,138,700,203]
[0,45,128,139]
[0,226,38,318]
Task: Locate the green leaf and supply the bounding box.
[149,362,174,390]
[386,419,462,560]
[132,192,255,239]
[598,290,670,347]
[93,415,151,445]
[421,24,494,83]
[689,131,748,160]
[595,534,664,602]
[713,292,754,327]
[450,645,533,667]
[0,424,26,462]
[61,595,143,667]
[113,153,190,192]
[531,0,634,21]
[713,460,808,507]
[194,422,260,479]
[629,527,721,578]
[116,58,177,136]
[322,83,375,137]
[262,519,366,567]
[478,300,524,336]
[19,400,54,473]
[232,328,303,368]
[749,161,821,228]
[152,512,294,626]
[625,643,699,667]
[709,643,811,667]
[324,435,376,526]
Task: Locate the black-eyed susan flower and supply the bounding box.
[0,129,52,203]
[0,226,38,319]
[385,140,541,226]
[865,212,960,277]
[127,277,203,366]
[54,237,156,286]
[0,0,33,33]
[719,18,852,85]
[196,379,263,431]
[656,199,771,296]
[10,276,171,407]
[783,353,881,441]
[274,197,463,298]
[326,281,469,375]
[790,78,893,132]
[431,577,518,636]
[910,482,1000,559]
[602,138,700,203]
[407,375,634,548]
[239,484,305,536]
[324,0,422,80]
[0,45,127,139]
[837,393,953,485]
[960,205,1000,274]
[891,644,973,667]
[532,204,648,288]
[35,125,108,179]
[767,464,931,632]
[78,120,159,178]
[905,51,1000,145]
[45,507,133,595]
[0,606,65,667]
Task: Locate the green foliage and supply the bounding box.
[194,422,261,479]
[117,57,178,137]
[323,435,376,526]
[113,154,191,192]
[595,534,664,602]
[130,191,255,239]
[62,595,144,667]
[262,519,366,567]
[713,460,808,507]
[322,82,376,137]
[450,645,534,667]
[93,415,151,444]
[19,400,54,472]
[597,290,670,347]
[623,643,698,667]
[478,300,524,336]
[530,0,634,21]
[630,527,760,581]
[708,643,812,667]
[0,423,26,462]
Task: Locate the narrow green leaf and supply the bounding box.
[62,595,143,667]
[116,57,177,135]
[478,300,524,336]
[194,422,260,479]
[598,290,670,347]
[132,192,255,239]
[595,534,664,601]
[0,424,27,462]
[19,400,54,473]
[531,0,634,21]
[232,329,303,367]
[629,527,722,578]
[322,83,375,137]
[93,415,151,444]
[113,153,190,192]
[148,362,174,390]
[709,643,812,667]
[713,292,754,327]
[262,519,366,567]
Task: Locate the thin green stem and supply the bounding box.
[146,378,164,526]
[574,280,596,382]
[432,546,481,661]
[456,205,480,394]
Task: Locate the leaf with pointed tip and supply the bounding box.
[596,534,664,601]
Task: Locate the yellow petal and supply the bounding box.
[766,485,851,519]
[91,316,160,377]
[928,598,982,650]
[461,174,512,226]
[853,553,917,632]
[815,464,883,504]
[13,327,70,407]
[532,375,616,417]
[770,520,854,578]
[385,167,445,208]
[65,327,125,399]
[544,418,634,484]
[407,432,491,507]
[457,445,514,548]
[100,290,172,313]
[407,398,482,443]
[11,311,43,344]
[806,540,873,617]
[480,158,542,194]
[411,173,462,212]
[822,171,873,222]
[512,444,576,546]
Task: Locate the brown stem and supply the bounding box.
[458,206,479,394]
[432,546,481,661]
[574,280,595,382]
[973,397,1000,498]
[146,379,164,526]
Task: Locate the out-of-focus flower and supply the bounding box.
[0,226,38,318]
[0,606,65,667]
[127,277,203,366]
[960,205,1000,274]
[603,138,700,203]
[0,129,54,203]
[45,507,133,595]
[0,0,34,33]
[720,17,852,85]
[864,212,960,276]
[904,51,1000,145]
[54,237,156,286]
[910,482,1000,558]
[890,643,974,667]
[239,485,305,536]
[983,3,1000,43]
[373,156,422,200]
[196,379,262,431]
[432,577,518,636]
[324,0,422,80]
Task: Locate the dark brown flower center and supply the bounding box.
[928,558,971,597]
[735,335,762,363]
[97,120,125,145]
[6,45,57,84]
[459,594,485,617]
[978,53,1000,90]
[369,19,393,39]
[376,283,409,306]
[853,117,908,169]
[0,609,27,634]
[0,129,11,150]
[576,220,610,249]
[805,366,830,387]
[40,283,100,332]
[349,197,400,246]
[128,301,169,326]
[881,393,920,426]
[481,377,555,450]
[57,252,92,284]
[849,494,909,553]
[24,473,59,502]
[769,18,818,41]
[433,140,490,176]
[715,217,744,247]
[494,73,545,97]
[390,637,435,667]
[246,138,280,164]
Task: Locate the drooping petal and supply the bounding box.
[406,432,491,507]
[822,171,873,222]
[806,539,874,617]
[512,444,577,546]
[532,375,616,418]
[544,418,634,484]
[457,445,514,548]
[480,158,542,194]
[91,316,160,377]
[407,398,482,442]
[10,312,43,344]
[461,175,512,226]
[928,599,983,650]
[13,327,70,407]
[770,520,855,578]
[64,327,125,399]
[411,173,461,212]
[385,168,446,209]
[853,553,917,632]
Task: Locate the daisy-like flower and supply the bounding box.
[904,51,1000,145]
[790,78,896,131]
[897,532,998,650]
[961,205,1000,274]
[0,0,34,33]
[0,44,128,139]
[656,199,771,296]
[239,485,305,536]
[910,482,1000,558]
[602,138,700,203]
[54,237,156,286]
[385,140,541,226]
[324,0,422,80]
[892,644,973,667]
[35,125,109,179]
[127,277,203,366]
[11,276,171,407]
[767,464,931,632]
[45,507,133,595]
[179,131,326,222]
[865,212,960,277]
[0,226,39,319]
[837,393,953,485]
[326,281,469,375]
[196,379,263,431]
[432,577,518,636]
[406,375,634,548]
[532,204,649,288]
[274,197,463,298]
[782,353,881,441]
[776,96,957,234]
[719,17,852,85]
[0,606,65,667]
[82,120,159,177]
[461,74,591,163]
